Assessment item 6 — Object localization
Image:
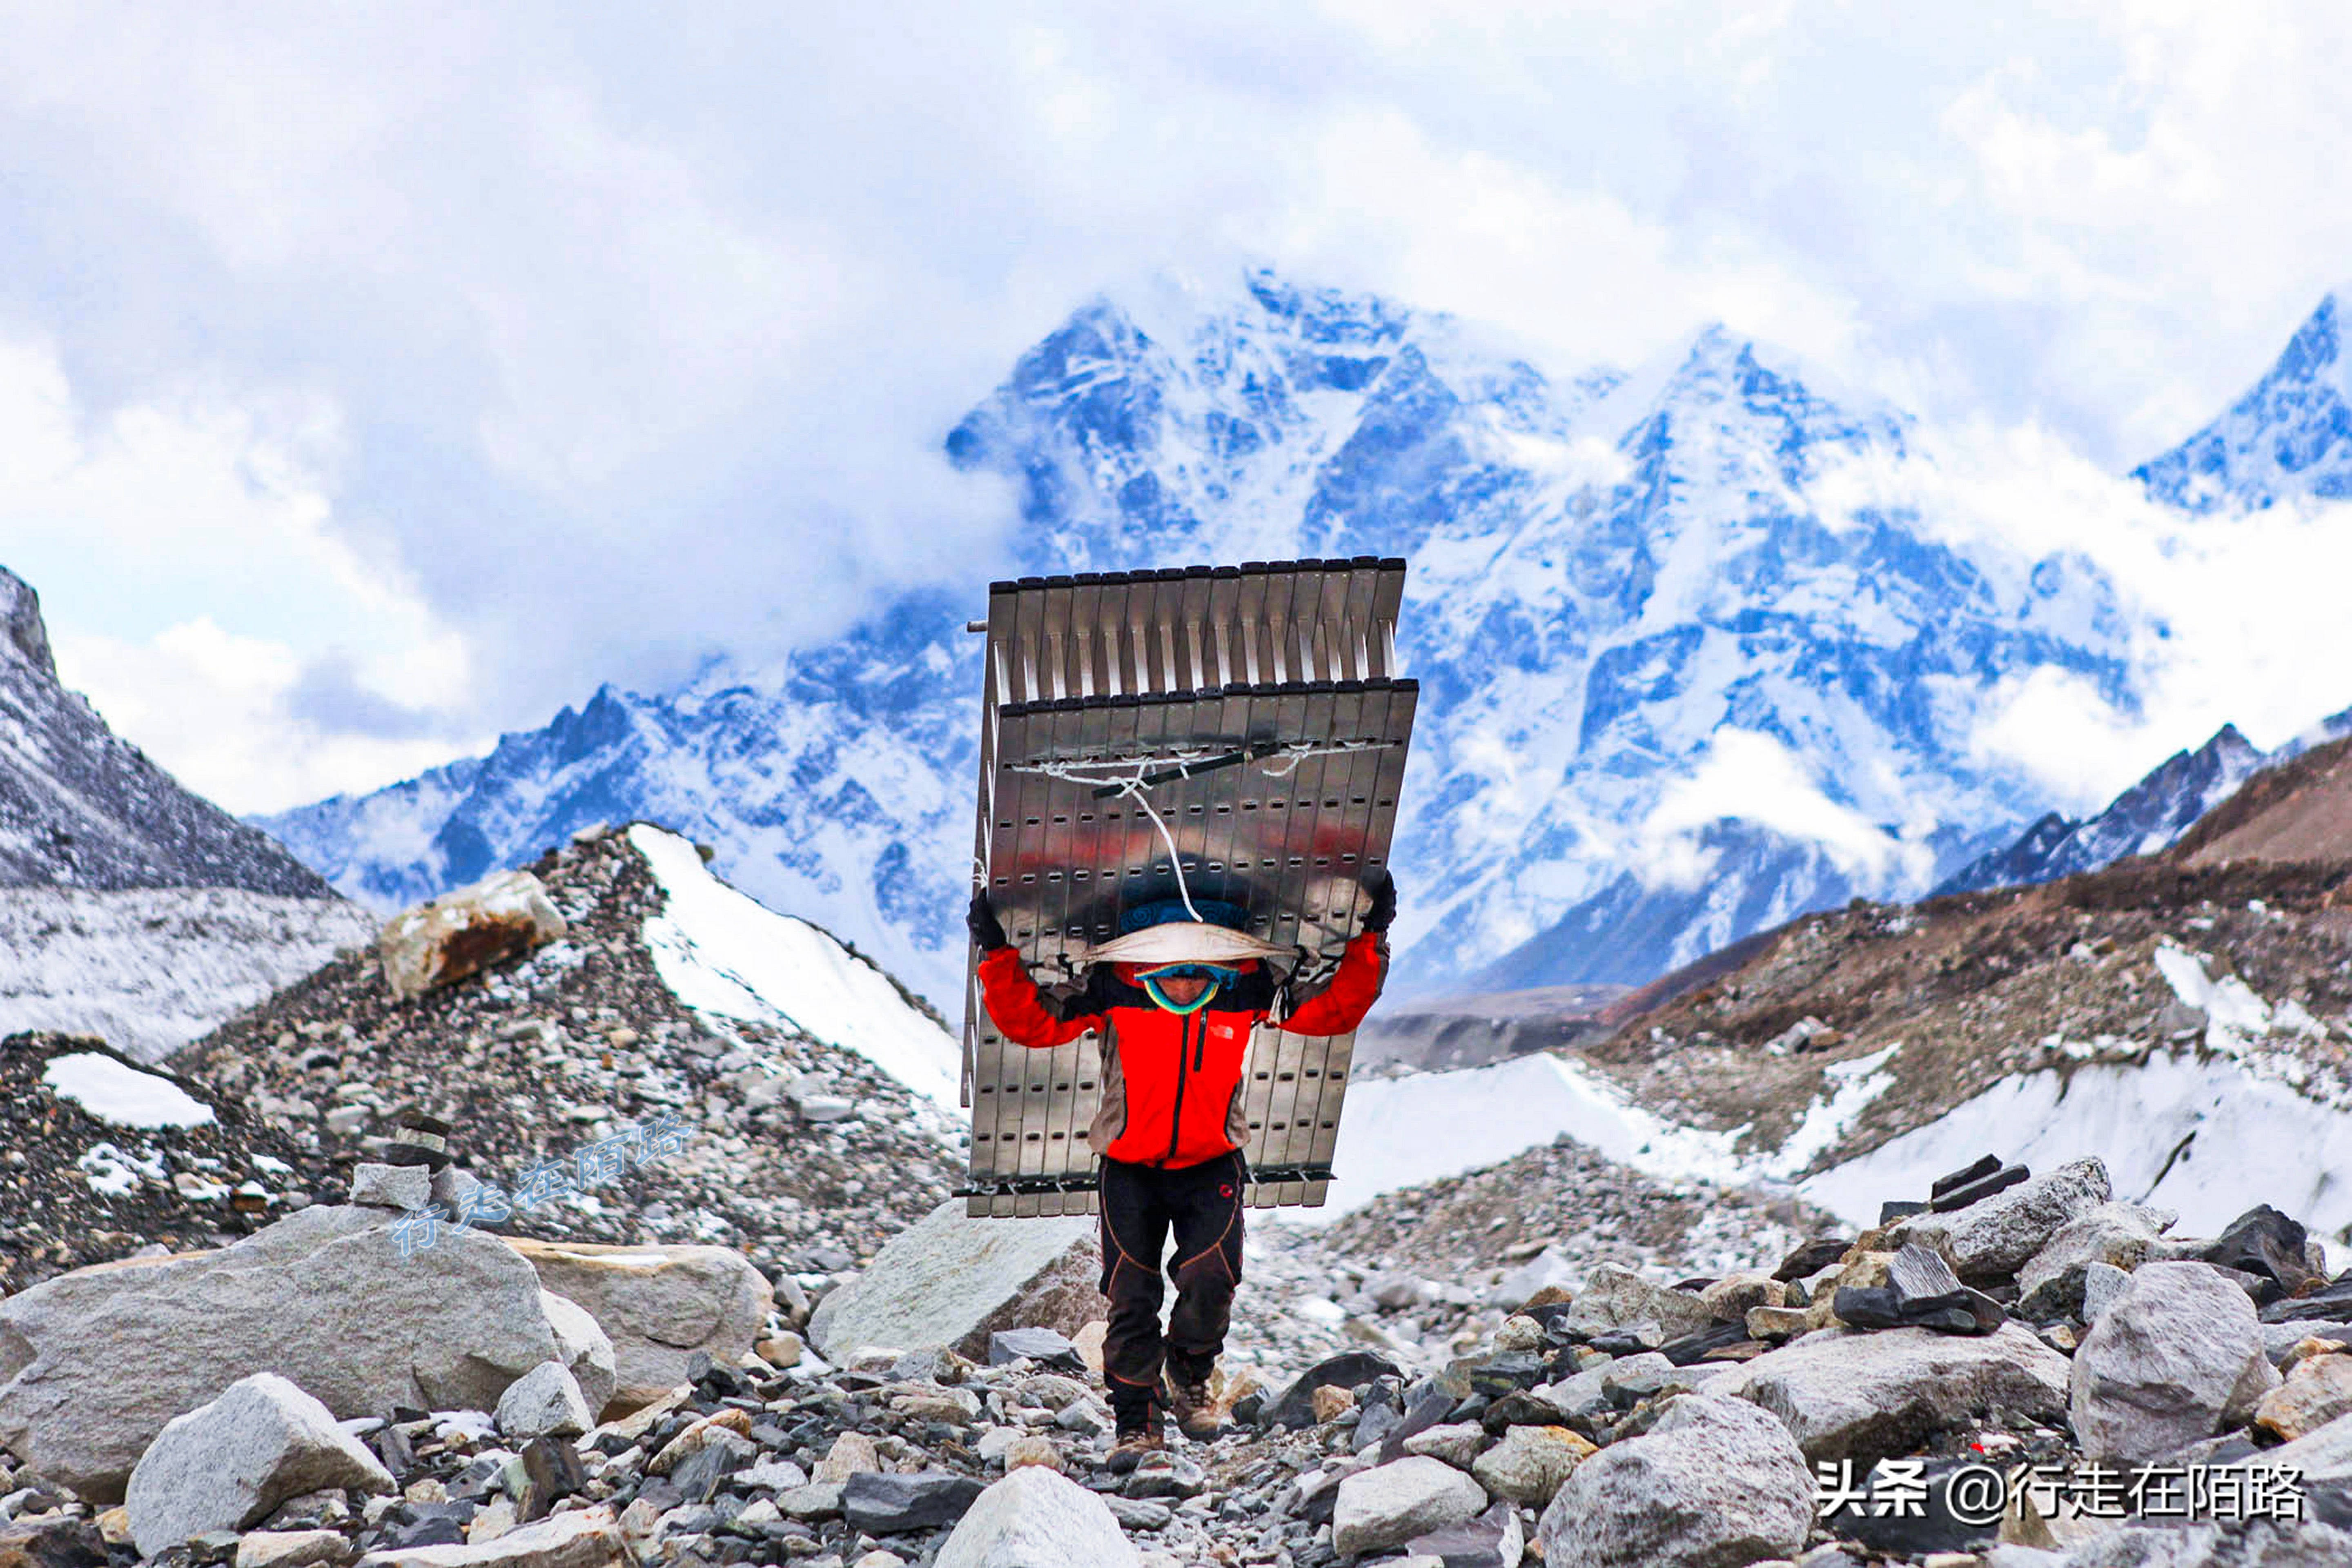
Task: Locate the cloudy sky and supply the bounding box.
[2,2,2348,815]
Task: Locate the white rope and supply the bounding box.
[1000,736,1401,935]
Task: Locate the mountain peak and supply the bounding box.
[1,565,56,682]
[2133,290,2352,512]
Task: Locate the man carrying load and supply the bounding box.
[967,873,1397,1468]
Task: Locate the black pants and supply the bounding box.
[1097,1149,1247,1421]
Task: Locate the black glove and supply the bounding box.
[967,890,1008,950]
[1362,871,1396,933]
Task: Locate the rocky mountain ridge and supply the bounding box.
[0,566,334,898]
[1941,704,2352,895]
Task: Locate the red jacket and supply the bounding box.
[976,933,1388,1169]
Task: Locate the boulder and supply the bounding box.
[536,1294,617,1419]
[1404,1500,1523,1568]
[1538,1394,1813,1568]
[494,1363,592,1441]
[1898,1158,2111,1283]
[2257,1353,2352,1441]
[125,1374,394,1556]
[504,1239,769,1413]
[1563,1265,1717,1341]
[0,1205,563,1501]
[352,1504,625,1568]
[840,1471,986,1534]
[1331,1458,1488,1558]
[1470,1424,1593,1506]
[804,1202,1105,1365]
[378,871,567,1000]
[348,1164,432,1212]
[2071,1261,2279,1463]
[933,1466,1139,1568]
[0,1520,107,1568]
[234,1530,356,1568]
[1264,1352,1406,1430]
[1712,1323,2070,1463]
[987,1328,1082,1371]
[2015,1203,2171,1319]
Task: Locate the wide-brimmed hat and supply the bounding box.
[1081,897,1292,967]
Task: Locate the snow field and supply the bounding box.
[628,824,962,1106]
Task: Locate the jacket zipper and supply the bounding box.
[1165,1012,1195,1165]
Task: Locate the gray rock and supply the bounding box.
[1470,1423,1592,1506]
[2015,1202,2171,1318]
[2265,1323,2352,1370]
[2083,1262,2132,1326]
[1539,1394,1813,1568]
[535,1292,617,1419]
[987,1328,1081,1370]
[125,1373,394,1556]
[1331,1457,1488,1558]
[1405,1500,1523,1568]
[841,1471,986,1534]
[1402,1422,1489,1468]
[2223,1409,2352,1483]
[2054,1519,2352,1566]
[2071,1261,2280,1463]
[806,1202,1104,1364]
[1601,1352,1697,1407]
[1712,1323,2070,1463]
[352,1503,625,1568]
[1564,1265,1717,1341]
[0,1205,564,1501]
[1899,1157,2112,1283]
[503,1238,769,1410]
[235,1529,357,1568]
[493,1363,590,1441]
[348,1164,432,1212]
[933,1466,1138,1568]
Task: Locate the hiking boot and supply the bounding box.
[1161,1366,1222,1440]
[1104,1405,1165,1473]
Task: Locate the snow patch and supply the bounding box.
[2155,942,2272,1051]
[1798,1048,2352,1238]
[43,1052,216,1128]
[1287,1042,1902,1223]
[78,1140,166,1195]
[628,824,960,1105]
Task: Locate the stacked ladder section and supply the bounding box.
[960,558,1416,1218]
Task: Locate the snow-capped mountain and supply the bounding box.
[0,566,334,898]
[263,270,2149,1006]
[2134,290,2352,512]
[0,563,379,1060]
[1939,703,2352,894]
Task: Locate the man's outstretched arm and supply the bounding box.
[970,891,1100,1048]
[1278,873,1394,1037]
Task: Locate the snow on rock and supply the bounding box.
[0,886,378,1063]
[2154,941,2274,1049]
[629,824,960,1105]
[1796,1049,2352,1238]
[41,1053,216,1129]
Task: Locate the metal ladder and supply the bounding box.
[960,558,1417,1216]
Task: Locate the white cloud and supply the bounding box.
[0,0,2349,824]
[1640,728,1934,889]
[0,333,486,811]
